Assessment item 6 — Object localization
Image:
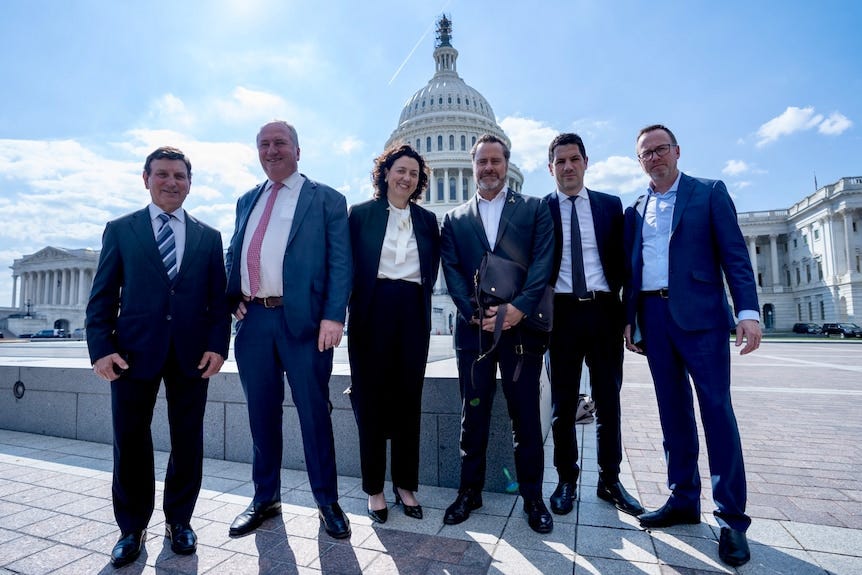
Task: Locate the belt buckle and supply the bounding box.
[659,288,669,299]
[515,344,525,355]
[262,296,276,308]
[577,291,595,302]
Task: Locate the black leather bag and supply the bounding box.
[475,252,553,332]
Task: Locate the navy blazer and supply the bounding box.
[543,189,625,296]
[225,175,352,340]
[347,197,440,334]
[623,173,759,333]
[86,207,231,380]
[440,189,555,350]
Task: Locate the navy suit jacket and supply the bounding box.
[347,197,440,334]
[623,173,758,333]
[225,176,352,340]
[543,189,625,296]
[86,207,231,380]
[440,188,554,350]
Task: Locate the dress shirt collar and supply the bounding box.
[148,203,185,223]
[555,187,587,204]
[269,170,304,193]
[648,171,681,197]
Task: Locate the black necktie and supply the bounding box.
[569,196,587,297]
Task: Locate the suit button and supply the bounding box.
[170,289,175,295]
[166,315,172,321]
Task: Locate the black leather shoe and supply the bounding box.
[549,481,575,515]
[523,498,554,533]
[718,527,751,566]
[229,500,282,537]
[319,502,351,539]
[393,486,423,520]
[367,505,388,524]
[638,501,701,528]
[110,530,146,568]
[443,489,482,525]
[165,523,197,555]
[596,480,645,516]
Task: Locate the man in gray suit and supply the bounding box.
[225,121,353,539]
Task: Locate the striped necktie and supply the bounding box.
[156,213,178,280]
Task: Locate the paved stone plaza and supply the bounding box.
[0,339,860,573]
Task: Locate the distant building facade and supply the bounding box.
[4,247,99,336]
[737,176,862,330]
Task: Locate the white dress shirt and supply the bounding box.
[241,171,304,297]
[553,188,610,294]
[377,202,421,283]
[476,188,507,249]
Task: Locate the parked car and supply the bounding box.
[792,322,822,334]
[71,328,86,340]
[821,322,862,338]
[30,329,67,339]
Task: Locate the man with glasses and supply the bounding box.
[623,124,761,567]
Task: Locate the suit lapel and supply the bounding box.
[495,189,519,248]
[367,199,388,277]
[129,208,172,283]
[288,178,316,246]
[176,211,204,284]
[467,195,492,252]
[671,173,693,236]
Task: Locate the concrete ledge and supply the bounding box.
[0,358,550,493]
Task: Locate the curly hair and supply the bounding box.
[371,143,429,202]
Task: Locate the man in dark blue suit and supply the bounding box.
[440,134,555,534]
[225,121,353,539]
[543,134,644,517]
[623,124,761,567]
[86,146,231,567]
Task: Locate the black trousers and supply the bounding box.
[110,349,208,533]
[455,326,548,501]
[548,294,624,483]
[348,279,429,495]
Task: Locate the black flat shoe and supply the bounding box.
[367,505,388,524]
[549,481,575,515]
[718,527,751,567]
[393,486,423,520]
[165,523,197,555]
[229,500,282,537]
[596,480,645,516]
[638,501,701,528]
[110,530,146,568]
[523,498,554,533]
[319,502,351,539]
[443,489,482,525]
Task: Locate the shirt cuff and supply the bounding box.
[737,310,760,322]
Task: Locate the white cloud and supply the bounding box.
[723,160,750,176]
[586,156,649,196]
[499,116,559,172]
[147,94,194,129]
[756,106,823,147]
[756,106,852,146]
[334,136,364,156]
[818,112,853,135]
[212,87,296,125]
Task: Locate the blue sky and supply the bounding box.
[1,0,859,306]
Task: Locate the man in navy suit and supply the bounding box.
[543,133,644,517]
[225,121,353,540]
[86,146,231,567]
[623,124,761,567]
[440,134,555,534]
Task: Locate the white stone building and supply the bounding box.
[6,247,99,336]
[738,176,862,330]
[385,15,524,334]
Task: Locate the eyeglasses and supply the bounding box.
[637,143,677,162]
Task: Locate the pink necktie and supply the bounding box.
[247,182,283,297]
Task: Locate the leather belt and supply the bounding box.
[558,291,615,302]
[641,288,669,299]
[249,296,283,308]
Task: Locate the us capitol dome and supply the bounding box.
[385,15,524,222]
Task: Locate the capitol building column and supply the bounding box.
[769,234,780,288]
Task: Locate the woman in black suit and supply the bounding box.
[347,144,440,523]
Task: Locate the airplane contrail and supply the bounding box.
[388,1,453,86]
